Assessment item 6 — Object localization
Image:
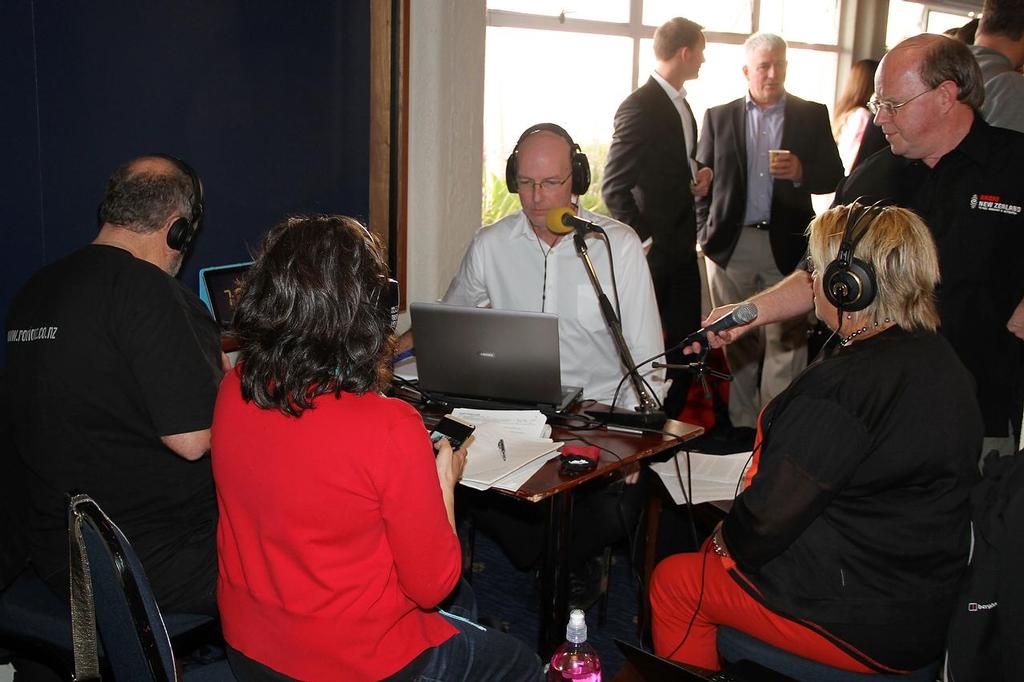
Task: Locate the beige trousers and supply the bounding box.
[705,228,809,429]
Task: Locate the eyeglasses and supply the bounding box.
[516,173,571,193]
[866,87,935,117]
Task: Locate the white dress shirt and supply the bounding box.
[442,207,666,407]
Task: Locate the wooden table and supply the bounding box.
[401,388,703,655]
[496,419,704,655]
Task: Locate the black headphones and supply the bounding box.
[149,153,205,253]
[505,123,591,196]
[822,201,887,313]
[352,219,400,333]
[371,277,401,333]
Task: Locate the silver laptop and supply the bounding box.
[410,303,582,411]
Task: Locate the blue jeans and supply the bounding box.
[225,579,542,682]
[413,580,543,682]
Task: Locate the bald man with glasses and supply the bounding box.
[427,123,666,408]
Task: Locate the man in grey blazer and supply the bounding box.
[602,17,712,417]
[696,33,843,430]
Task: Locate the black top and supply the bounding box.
[835,117,1024,436]
[602,77,704,388]
[5,245,221,609]
[603,76,697,264]
[723,327,982,669]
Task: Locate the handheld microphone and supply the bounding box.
[545,207,602,236]
[683,302,759,346]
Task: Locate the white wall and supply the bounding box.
[400,0,487,332]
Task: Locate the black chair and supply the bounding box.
[67,493,234,681]
[716,626,940,682]
[0,369,74,678]
[0,568,76,679]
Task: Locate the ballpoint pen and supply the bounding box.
[498,438,506,461]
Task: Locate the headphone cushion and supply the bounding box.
[823,257,876,312]
[571,151,591,195]
[505,151,519,194]
[166,217,194,252]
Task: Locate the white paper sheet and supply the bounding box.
[650,451,753,505]
[460,422,561,488]
[451,408,550,438]
[489,453,561,493]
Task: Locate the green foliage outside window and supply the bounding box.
[481,142,611,226]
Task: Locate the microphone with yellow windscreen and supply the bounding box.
[545,207,577,235]
[547,208,604,236]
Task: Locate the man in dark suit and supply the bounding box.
[602,17,712,417]
[696,32,843,430]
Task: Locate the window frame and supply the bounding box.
[486,2,845,95]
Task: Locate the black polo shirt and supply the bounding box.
[835,117,1024,436]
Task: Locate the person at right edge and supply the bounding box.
[650,204,982,673]
[970,0,1024,134]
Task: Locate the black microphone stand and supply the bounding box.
[571,231,666,428]
[654,340,733,401]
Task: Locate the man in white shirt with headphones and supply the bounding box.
[433,125,664,605]
[441,123,665,408]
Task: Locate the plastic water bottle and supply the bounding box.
[547,609,601,681]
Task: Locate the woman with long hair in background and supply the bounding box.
[832,59,888,175]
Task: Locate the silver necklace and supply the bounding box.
[840,326,869,346]
[840,318,893,346]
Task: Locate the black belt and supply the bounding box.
[744,221,770,230]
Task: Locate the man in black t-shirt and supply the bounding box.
[5,155,223,616]
[695,34,1024,456]
[833,35,1024,454]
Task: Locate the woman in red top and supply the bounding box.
[211,216,541,681]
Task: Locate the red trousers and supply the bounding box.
[649,543,876,673]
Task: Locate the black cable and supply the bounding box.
[666,541,713,660]
[672,449,700,550]
[556,394,674,436]
[588,225,664,414]
[538,238,552,312]
[658,435,763,660]
[561,434,623,462]
[615,478,648,625]
[605,328,720,416]
[591,226,622,321]
[390,375,418,390]
[565,409,690,439]
[546,410,601,431]
[390,377,452,411]
[836,306,844,347]
[605,367,664,418]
